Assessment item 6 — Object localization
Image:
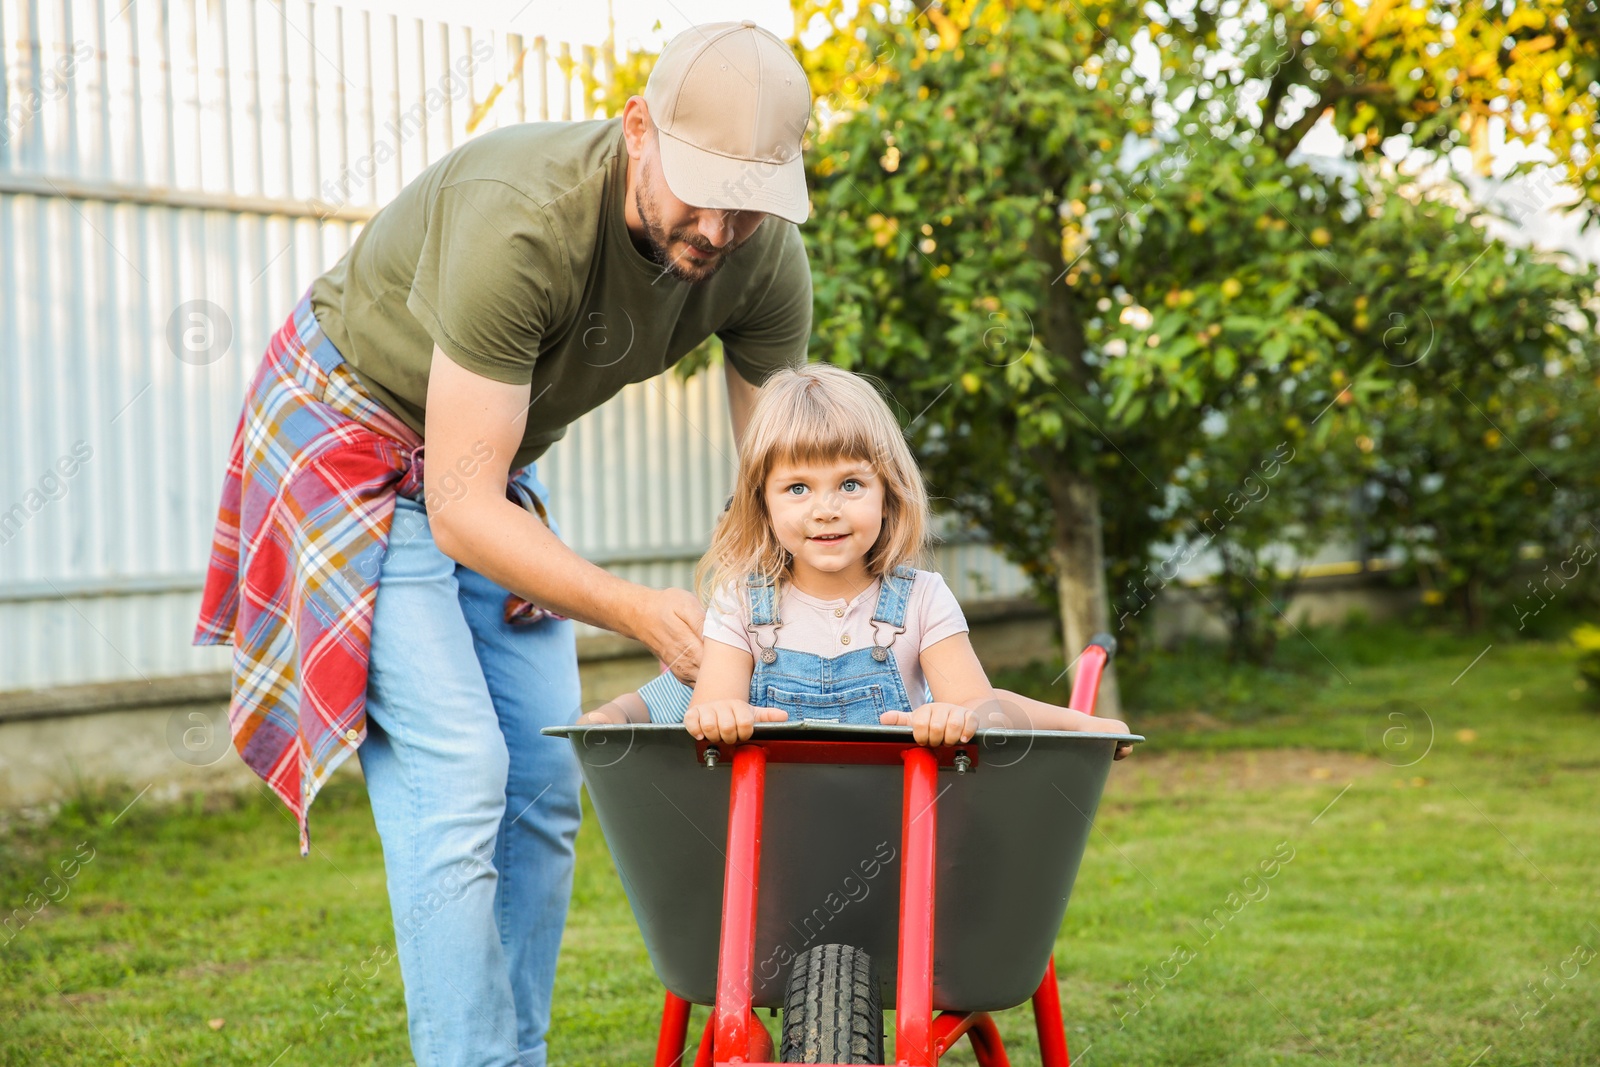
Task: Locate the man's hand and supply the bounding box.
[685,700,787,743]
[880,703,978,747]
[632,588,706,686]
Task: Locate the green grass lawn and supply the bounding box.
[3,619,1598,1065]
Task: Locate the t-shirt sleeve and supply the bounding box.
[703,581,755,656]
[637,671,695,724]
[405,179,568,385]
[915,570,970,652]
[716,222,812,386]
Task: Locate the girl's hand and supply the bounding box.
[880,703,978,746]
[577,692,648,726]
[1097,716,1135,760]
[685,700,787,743]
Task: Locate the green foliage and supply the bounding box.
[1163,0,1600,227]
[598,37,655,116]
[789,0,1600,661]
[1361,370,1600,628]
[1325,184,1600,629]
[1153,413,1359,664]
[1574,622,1600,695]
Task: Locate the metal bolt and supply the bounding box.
[704,747,720,769]
[953,752,972,774]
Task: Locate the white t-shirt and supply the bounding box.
[703,568,970,707]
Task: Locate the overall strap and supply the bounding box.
[867,565,917,660]
[745,572,781,626]
[744,572,783,663]
[871,565,917,627]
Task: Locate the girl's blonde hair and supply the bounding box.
[696,363,931,602]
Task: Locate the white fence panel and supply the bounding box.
[0,0,1033,693]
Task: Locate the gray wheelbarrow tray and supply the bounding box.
[543,721,1140,1013]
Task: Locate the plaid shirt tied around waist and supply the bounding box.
[193,289,558,855]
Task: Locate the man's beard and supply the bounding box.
[634,172,742,284]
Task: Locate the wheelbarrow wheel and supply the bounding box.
[779,943,883,1064]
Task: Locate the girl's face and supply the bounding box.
[763,454,885,586]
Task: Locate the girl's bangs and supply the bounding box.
[762,393,885,474]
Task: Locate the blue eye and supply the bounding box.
[842,479,861,492]
[786,484,808,496]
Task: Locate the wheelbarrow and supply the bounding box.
[544,636,1138,1065]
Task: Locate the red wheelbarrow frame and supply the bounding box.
[651,641,1113,1067]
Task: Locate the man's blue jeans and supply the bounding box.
[357,464,582,1067]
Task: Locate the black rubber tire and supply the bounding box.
[779,943,884,1064]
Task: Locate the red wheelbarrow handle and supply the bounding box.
[1067,633,1117,717]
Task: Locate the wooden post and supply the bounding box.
[558,41,572,120]
[533,37,548,121]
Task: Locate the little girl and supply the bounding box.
[583,363,1132,755]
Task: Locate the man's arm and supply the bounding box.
[423,345,706,682]
[716,221,812,447]
[723,357,761,447]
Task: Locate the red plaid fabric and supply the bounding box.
[193,292,420,854]
[194,290,554,854]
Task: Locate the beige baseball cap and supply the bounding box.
[643,21,812,225]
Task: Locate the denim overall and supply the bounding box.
[745,565,917,724]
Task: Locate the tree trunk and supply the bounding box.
[1032,203,1120,717]
[1044,463,1123,719]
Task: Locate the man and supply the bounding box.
[194,21,812,1067]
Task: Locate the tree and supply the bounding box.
[1170,0,1600,225]
[792,1,1396,708]
[790,0,1600,696]
[1352,231,1600,629]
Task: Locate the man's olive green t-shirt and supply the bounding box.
[309,118,812,469]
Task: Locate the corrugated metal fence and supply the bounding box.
[0,0,1030,693]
